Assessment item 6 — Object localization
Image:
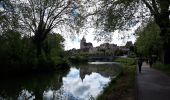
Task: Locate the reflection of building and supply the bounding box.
[79,64,121,81]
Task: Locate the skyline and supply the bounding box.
[64,27,137,50]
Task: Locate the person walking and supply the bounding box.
[149,58,153,67]
[138,58,143,73]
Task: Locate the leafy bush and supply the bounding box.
[114,58,136,66]
[153,62,170,75]
[0,30,67,73]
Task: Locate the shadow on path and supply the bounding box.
[137,62,170,100]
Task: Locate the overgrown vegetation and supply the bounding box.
[0,30,67,73]
[97,58,136,100]
[135,21,162,60]
[68,55,88,64]
[114,49,128,56]
[153,62,170,75]
[89,0,170,64]
[0,0,83,73]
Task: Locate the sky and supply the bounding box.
[63,26,138,50]
[6,0,140,51]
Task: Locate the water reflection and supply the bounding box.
[59,68,110,99]
[0,63,122,100]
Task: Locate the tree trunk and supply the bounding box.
[154,7,170,64]
[36,42,42,57]
[142,0,170,64]
[163,42,170,64]
[33,29,50,57]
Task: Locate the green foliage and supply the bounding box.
[68,55,88,64]
[0,30,66,73]
[114,49,128,56]
[43,33,65,63]
[153,62,170,75]
[135,21,162,57]
[97,58,136,100]
[114,57,136,66]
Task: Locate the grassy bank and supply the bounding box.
[153,62,170,75]
[97,57,136,100]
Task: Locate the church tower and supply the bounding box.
[80,36,86,49]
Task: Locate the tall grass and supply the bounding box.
[153,62,170,75]
[97,57,136,100]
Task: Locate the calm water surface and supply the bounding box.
[0,62,122,100]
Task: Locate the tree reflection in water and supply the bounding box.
[0,63,122,100]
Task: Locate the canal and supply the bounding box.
[0,62,122,100]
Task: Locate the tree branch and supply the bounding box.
[141,0,155,15]
[50,19,64,29]
[152,0,159,13]
[48,3,70,29]
[20,17,35,32]
[45,0,64,29]
[28,0,37,29]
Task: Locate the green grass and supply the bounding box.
[114,57,136,66]
[97,57,136,100]
[153,62,170,75]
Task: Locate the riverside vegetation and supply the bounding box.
[97,57,136,100]
[153,62,170,76]
[0,30,68,74]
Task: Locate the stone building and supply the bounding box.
[99,43,118,50]
[80,36,93,50]
[125,41,133,48]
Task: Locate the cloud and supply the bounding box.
[64,27,137,50]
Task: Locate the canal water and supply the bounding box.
[0,62,122,100]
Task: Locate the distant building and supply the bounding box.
[69,37,133,56]
[99,43,118,50]
[80,36,93,51]
[125,41,133,48]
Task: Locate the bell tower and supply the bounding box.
[80,36,86,49]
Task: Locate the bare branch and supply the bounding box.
[28,0,37,29]
[152,0,159,14]
[44,0,64,28]
[48,3,70,29]
[50,19,64,29]
[141,0,155,15]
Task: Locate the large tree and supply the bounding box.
[0,0,19,33]
[9,0,83,56]
[135,21,162,58]
[87,0,170,64]
[16,0,71,56]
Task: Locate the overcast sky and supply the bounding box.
[63,25,138,50]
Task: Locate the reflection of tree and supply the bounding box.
[18,90,35,100]
[0,69,69,99]
[0,64,122,99]
[78,63,122,80]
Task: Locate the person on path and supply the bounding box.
[149,58,153,67]
[138,58,143,73]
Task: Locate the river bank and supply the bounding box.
[97,57,136,100]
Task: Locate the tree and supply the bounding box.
[86,0,170,64]
[10,0,81,56]
[0,0,19,33]
[43,33,65,60]
[135,21,162,59]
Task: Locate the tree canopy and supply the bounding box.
[84,0,170,63]
[135,21,162,57]
[0,0,86,56]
